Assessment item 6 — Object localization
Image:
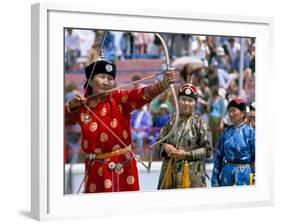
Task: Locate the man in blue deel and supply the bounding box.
[211,98,255,187]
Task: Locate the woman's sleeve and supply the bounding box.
[188,118,213,161]
[65,104,80,126]
[121,82,166,114]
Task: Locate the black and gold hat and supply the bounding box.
[85,59,116,80]
[227,98,246,111]
[178,83,198,100]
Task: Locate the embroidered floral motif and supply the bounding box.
[100,132,108,142]
[104,179,112,189]
[89,122,98,132]
[126,176,135,185]
[89,183,96,192]
[110,118,118,128]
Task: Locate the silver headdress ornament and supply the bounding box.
[98,48,105,60]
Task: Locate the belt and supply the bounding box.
[224,159,250,165]
[87,145,131,160]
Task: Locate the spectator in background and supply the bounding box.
[150,92,173,124]
[147,34,161,58]
[191,35,210,67]
[227,38,240,67]
[150,103,171,160]
[232,49,250,73]
[243,68,255,103]
[219,88,233,129]
[76,29,96,57]
[245,101,255,129]
[87,44,100,66]
[211,99,255,187]
[206,35,217,65]
[249,40,256,73]
[211,62,232,90]
[208,87,226,153]
[211,47,231,73]
[153,103,171,132]
[157,83,212,189]
[127,32,135,58]
[206,65,219,88]
[227,79,247,103]
[170,34,191,57]
[196,78,212,124]
[103,31,116,61]
[131,105,153,157]
[65,28,81,71]
[134,32,153,56]
[120,32,130,60]
[93,30,104,48]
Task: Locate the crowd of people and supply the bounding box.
[64,28,256,193]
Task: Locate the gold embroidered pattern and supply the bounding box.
[112,144,121,151]
[122,130,128,139]
[121,95,128,103]
[98,167,103,176]
[89,183,96,193]
[83,139,88,149]
[100,107,107,116]
[100,132,108,142]
[127,175,135,185]
[104,179,112,189]
[89,122,98,132]
[110,118,118,128]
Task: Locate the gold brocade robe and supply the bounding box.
[157,114,212,189]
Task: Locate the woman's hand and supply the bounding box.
[161,69,176,89]
[66,95,86,112]
[163,143,177,157]
[170,149,188,160]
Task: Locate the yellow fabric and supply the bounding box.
[182,161,190,188]
[250,173,253,185]
[164,160,173,188]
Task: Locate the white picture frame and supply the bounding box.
[31,2,274,221]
